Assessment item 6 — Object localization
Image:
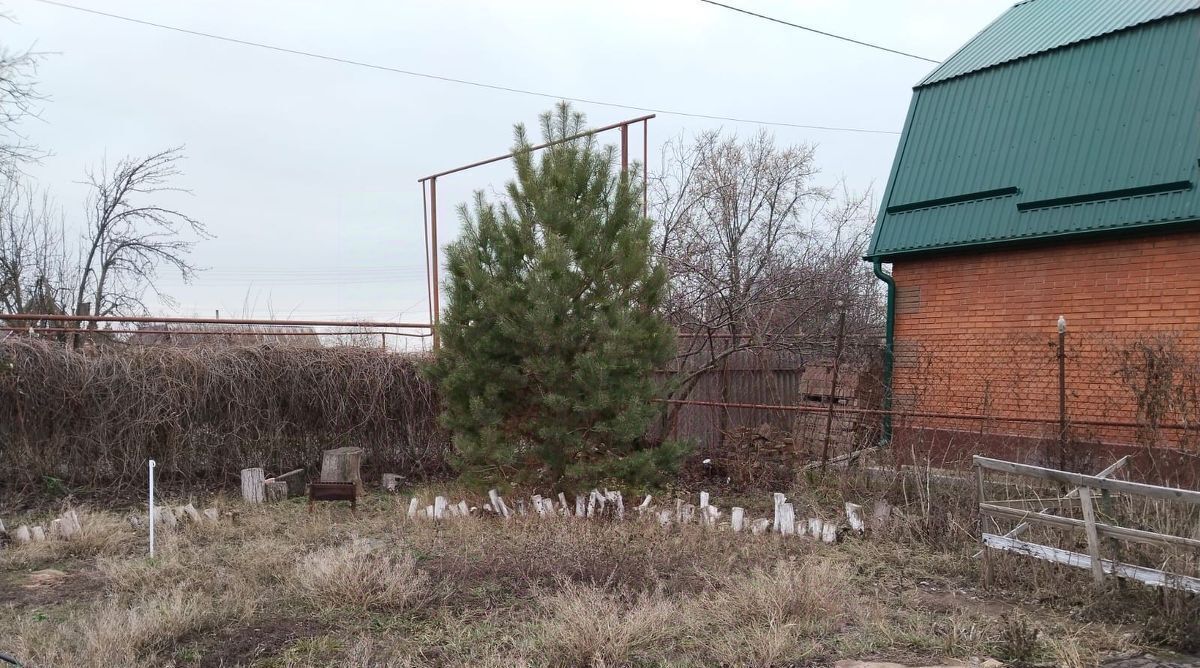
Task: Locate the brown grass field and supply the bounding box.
[1,471,1197,667]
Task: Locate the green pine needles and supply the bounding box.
[427,103,685,490]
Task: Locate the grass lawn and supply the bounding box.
[1,478,1196,667]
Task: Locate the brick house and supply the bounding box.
[866,0,1200,477]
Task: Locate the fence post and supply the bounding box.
[1057,315,1068,469]
[821,302,847,470]
[1077,485,1106,588]
[976,464,993,588]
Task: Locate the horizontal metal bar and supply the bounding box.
[974,457,1200,505]
[1017,180,1192,211]
[979,502,1200,550]
[2,327,431,339]
[1,313,432,329]
[417,114,656,182]
[886,186,1019,214]
[656,397,1200,431]
[982,534,1200,594]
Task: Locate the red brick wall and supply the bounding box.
[891,228,1200,470]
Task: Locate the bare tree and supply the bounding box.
[73,147,207,326]
[0,176,70,316]
[0,13,44,178]
[650,130,881,426]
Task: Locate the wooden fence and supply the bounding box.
[975,455,1200,593]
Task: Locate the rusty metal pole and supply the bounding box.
[620,123,629,173]
[430,177,441,351]
[821,302,847,470]
[642,119,649,220]
[1058,315,1067,469]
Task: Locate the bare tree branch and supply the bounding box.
[73,147,208,326]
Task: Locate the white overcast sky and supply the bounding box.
[4,0,1010,324]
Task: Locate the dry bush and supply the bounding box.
[293,543,431,611]
[698,560,867,666]
[0,339,449,497]
[533,581,684,667]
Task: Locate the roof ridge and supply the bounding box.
[917,0,1200,88]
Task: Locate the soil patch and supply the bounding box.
[176,617,329,668]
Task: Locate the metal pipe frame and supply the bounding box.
[0,312,431,329]
[417,113,655,350]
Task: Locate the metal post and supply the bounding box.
[430,177,441,351]
[821,303,847,470]
[1058,315,1067,469]
[148,459,156,558]
[642,119,649,220]
[620,123,629,173]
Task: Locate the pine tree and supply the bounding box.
[427,103,684,490]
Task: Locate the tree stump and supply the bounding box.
[320,447,364,496]
[264,480,288,502]
[241,468,266,504]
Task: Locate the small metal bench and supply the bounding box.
[307,481,357,513]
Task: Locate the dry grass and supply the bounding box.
[293,542,431,611]
[0,508,134,568]
[0,480,1191,667]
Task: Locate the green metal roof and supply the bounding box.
[920,0,1200,87]
[868,6,1200,260]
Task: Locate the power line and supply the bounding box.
[28,0,901,136]
[697,0,941,64]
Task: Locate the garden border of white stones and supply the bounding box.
[404,488,868,543]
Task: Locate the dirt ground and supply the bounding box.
[0,478,1197,668]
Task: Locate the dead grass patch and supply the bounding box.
[533,581,684,666]
[293,542,431,612]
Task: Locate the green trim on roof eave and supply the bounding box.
[866,93,922,259]
[865,215,1200,262]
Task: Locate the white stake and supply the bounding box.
[772,493,786,533]
[407,497,420,519]
[821,522,838,544]
[845,502,865,533]
[148,459,156,557]
[731,507,745,532]
[699,491,710,509]
[780,503,796,536]
[808,518,824,538]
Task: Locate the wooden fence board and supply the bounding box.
[982,534,1200,594]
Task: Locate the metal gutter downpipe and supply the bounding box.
[872,258,895,445]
